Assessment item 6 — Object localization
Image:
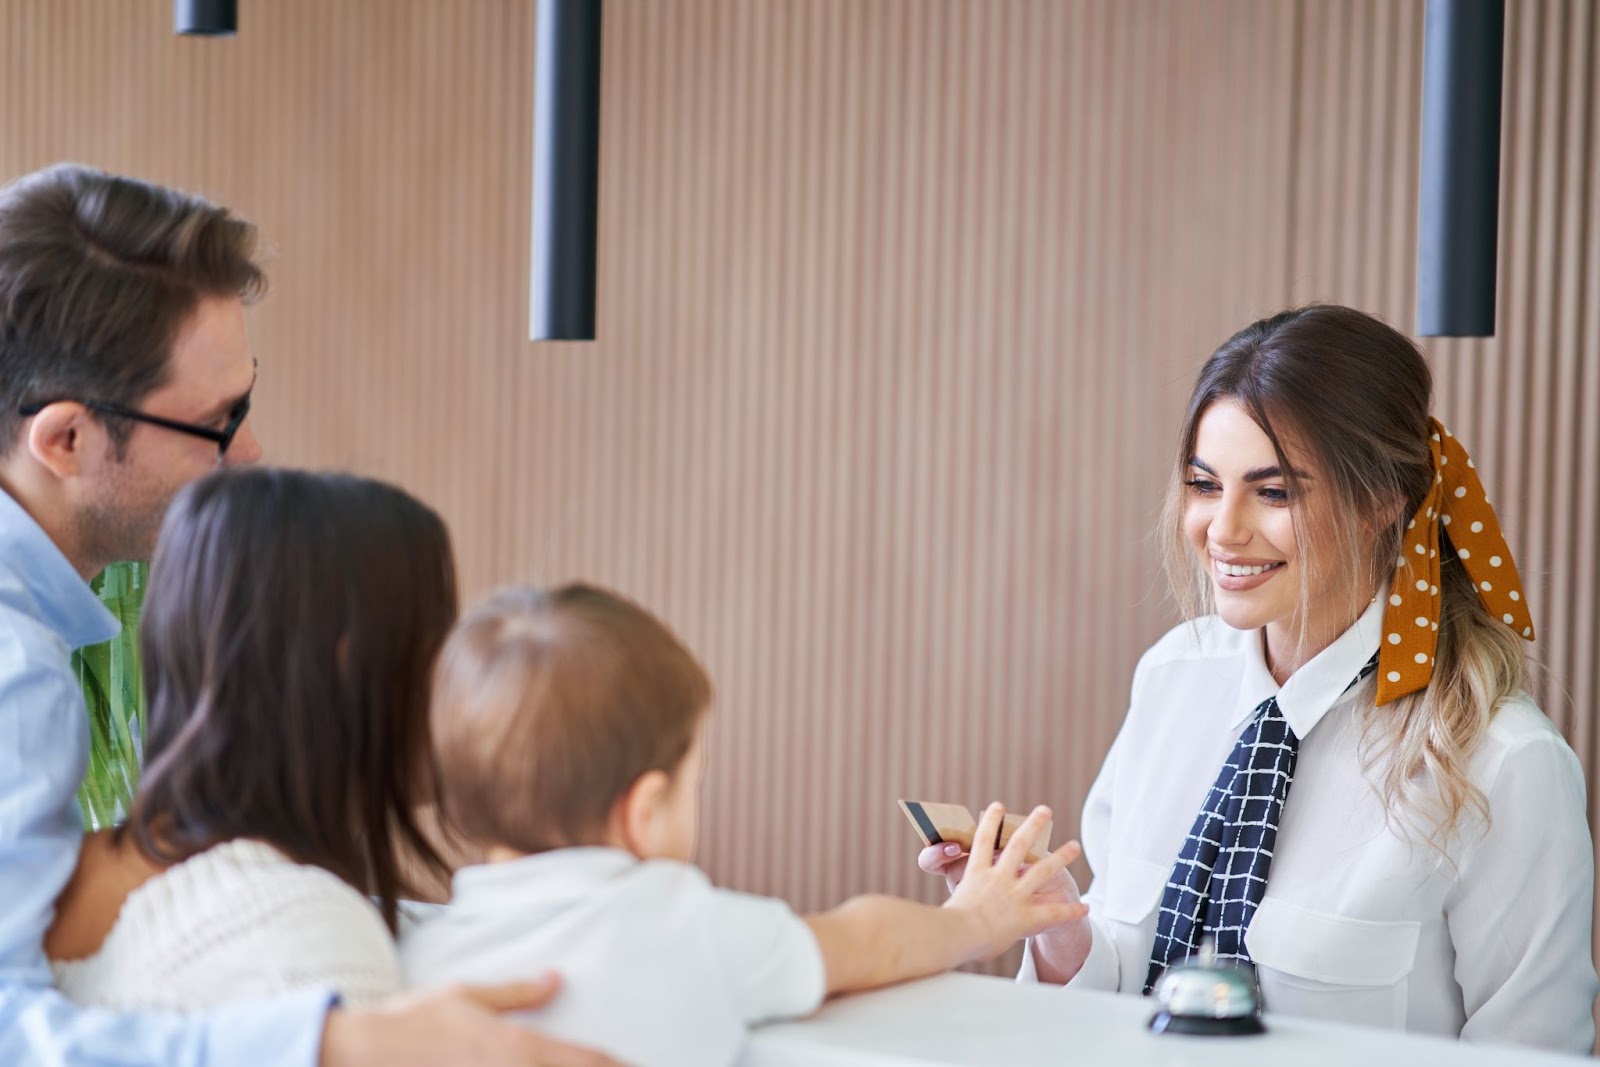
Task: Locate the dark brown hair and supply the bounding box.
[430,584,713,855]
[0,163,263,454]
[1159,305,1528,847]
[123,468,458,931]
[1162,304,1434,623]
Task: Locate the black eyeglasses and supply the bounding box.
[18,393,252,461]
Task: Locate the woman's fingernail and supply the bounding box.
[944,844,961,856]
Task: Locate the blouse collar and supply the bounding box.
[1230,587,1387,739]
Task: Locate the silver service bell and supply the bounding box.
[1147,939,1266,1036]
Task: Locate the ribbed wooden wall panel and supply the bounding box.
[3,0,1596,986]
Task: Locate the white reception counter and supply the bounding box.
[742,972,1585,1066]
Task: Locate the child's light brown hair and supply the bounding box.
[430,583,713,854]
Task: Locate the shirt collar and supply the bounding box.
[452,846,640,906]
[0,487,119,649]
[1230,590,1387,739]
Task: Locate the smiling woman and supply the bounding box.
[1179,403,1329,683]
[921,304,1598,1051]
[1155,306,1537,852]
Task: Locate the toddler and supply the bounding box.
[401,584,1084,1067]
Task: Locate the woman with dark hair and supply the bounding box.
[922,305,1597,1050]
[43,467,458,1010]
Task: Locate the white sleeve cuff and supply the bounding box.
[1064,917,1120,991]
[1015,916,1120,991]
[1016,939,1040,983]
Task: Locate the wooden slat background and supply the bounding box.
[2,0,1595,989]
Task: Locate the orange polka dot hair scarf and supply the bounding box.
[1378,417,1534,706]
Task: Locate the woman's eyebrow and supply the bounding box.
[1188,457,1311,481]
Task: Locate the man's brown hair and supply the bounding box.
[431,583,713,854]
[0,163,263,455]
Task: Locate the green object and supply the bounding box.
[73,561,147,830]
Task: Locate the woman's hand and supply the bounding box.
[936,803,1089,962]
[917,803,1094,983]
[917,841,970,892]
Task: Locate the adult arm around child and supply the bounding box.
[321,977,619,1067]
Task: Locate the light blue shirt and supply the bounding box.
[0,486,332,1066]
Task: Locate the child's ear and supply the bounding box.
[613,768,673,859]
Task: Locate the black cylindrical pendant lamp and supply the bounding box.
[175,0,237,36]
[529,0,603,341]
[1416,0,1504,338]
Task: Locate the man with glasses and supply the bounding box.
[0,164,613,1067]
[18,365,256,461]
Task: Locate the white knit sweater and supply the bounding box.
[52,839,402,1011]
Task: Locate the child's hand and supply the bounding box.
[941,802,1089,961]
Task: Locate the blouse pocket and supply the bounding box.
[1245,896,1421,1031]
[1099,853,1174,924]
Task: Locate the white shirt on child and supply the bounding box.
[52,838,402,1011]
[1020,595,1597,1052]
[399,847,826,1067]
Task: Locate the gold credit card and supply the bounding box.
[897,799,1051,863]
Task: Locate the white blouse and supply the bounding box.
[53,839,401,1011]
[1023,594,1598,1052]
